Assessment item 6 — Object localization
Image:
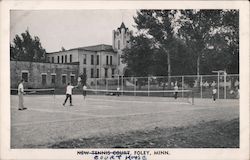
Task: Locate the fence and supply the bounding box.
[87,74,239,99]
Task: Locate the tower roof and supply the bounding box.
[120,22,126,29]
[118,22,128,33]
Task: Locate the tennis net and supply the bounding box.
[85,89,194,104]
[11,88,55,96]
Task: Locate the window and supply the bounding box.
[96,69,99,78]
[96,55,99,65]
[91,68,94,78]
[52,57,54,63]
[48,57,50,62]
[112,69,115,78]
[105,68,108,78]
[65,55,67,63]
[57,56,60,63]
[41,74,47,85]
[106,55,109,65]
[110,56,113,65]
[51,74,56,84]
[62,75,66,84]
[22,72,28,82]
[70,54,72,63]
[118,40,120,50]
[61,55,64,63]
[83,68,86,75]
[70,75,75,84]
[91,55,94,65]
[83,54,86,64]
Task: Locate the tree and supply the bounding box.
[10,30,47,62]
[210,10,239,74]
[178,10,239,74]
[132,10,180,88]
[122,10,197,89]
[122,35,155,89]
[122,35,154,77]
[178,10,223,76]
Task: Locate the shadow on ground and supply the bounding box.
[47,118,239,148]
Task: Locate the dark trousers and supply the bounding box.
[213,94,216,101]
[82,91,87,97]
[174,92,178,99]
[64,94,72,104]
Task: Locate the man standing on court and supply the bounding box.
[82,84,87,100]
[63,82,75,106]
[212,87,217,101]
[18,79,27,110]
[116,87,120,96]
[174,84,178,99]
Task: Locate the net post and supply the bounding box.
[121,75,124,96]
[224,73,226,99]
[182,76,184,98]
[95,78,97,95]
[217,72,220,99]
[200,75,203,99]
[192,90,194,105]
[148,77,150,97]
[134,77,136,96]
[53,88,56,103]
[106,78,108,95]
[117,76,120,90]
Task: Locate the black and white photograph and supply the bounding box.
[0,1,249,160]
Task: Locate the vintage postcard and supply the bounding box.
[0,1,249,160]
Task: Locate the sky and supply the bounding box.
[10,10,137,52]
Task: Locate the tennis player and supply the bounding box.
[83,84,87,99]
[18,79,27,110]
[77,76,82,86]
[63,82,76,106]
[212,87,217,101]
[116,87,120,96]
[174,84,178,99]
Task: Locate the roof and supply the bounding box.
[118,22,128,33]
[47,44,116,54]
[75,44,115,52]
[120,22,126,29]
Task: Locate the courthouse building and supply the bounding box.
[11,23,132,89]
[47,22,132,79]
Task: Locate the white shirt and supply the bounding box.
[212,89,217,94]
[66,85,74,95]
[18,83,24,95]
[174,86,178,91]
[78,77,81,82]
[83,86,87,91]
[211,82,216,87]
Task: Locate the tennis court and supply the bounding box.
[11,94,239,148]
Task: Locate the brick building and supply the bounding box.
[10,61,79,89]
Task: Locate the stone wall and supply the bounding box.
[10,61,79,89]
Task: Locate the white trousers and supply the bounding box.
[18,93,24,109]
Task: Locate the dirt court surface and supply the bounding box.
[11,95,239,148]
